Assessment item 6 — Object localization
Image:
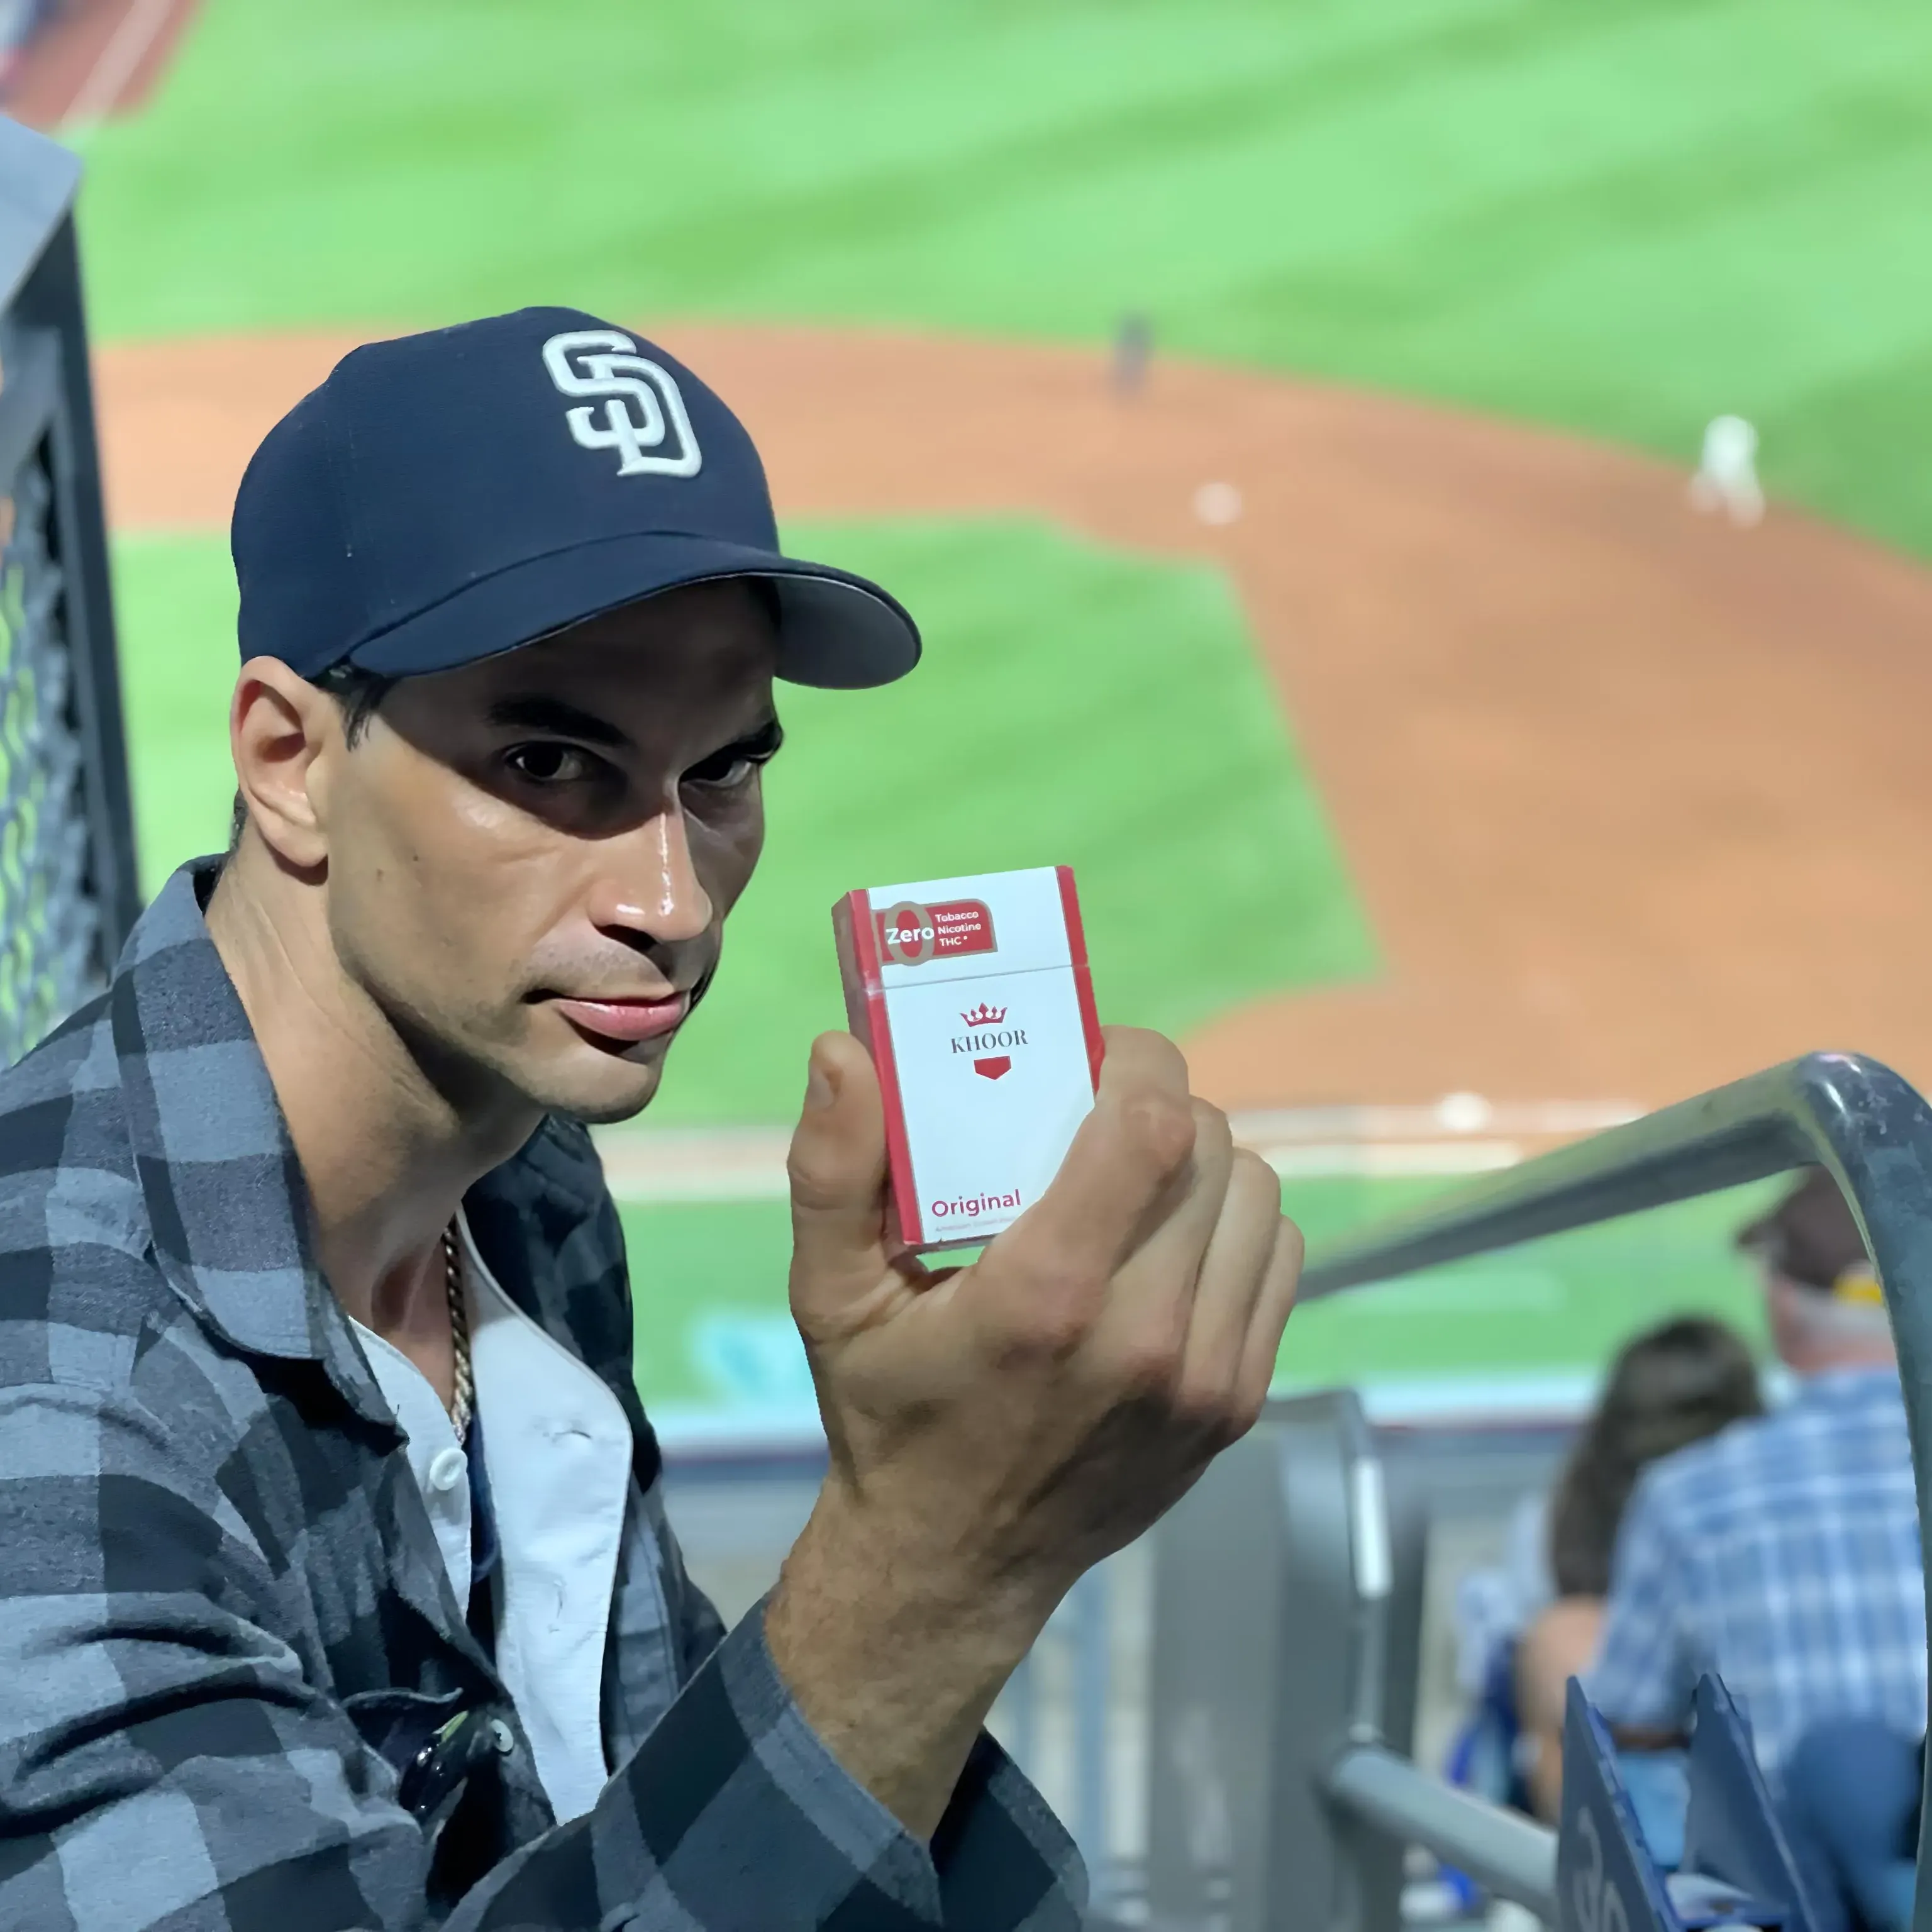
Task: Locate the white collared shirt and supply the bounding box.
[351,1211,634,1822]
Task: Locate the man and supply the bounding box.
[1586,1169,1923,1824]
[0,310,1301,1929]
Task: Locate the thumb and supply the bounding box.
[787,1031,892,1319]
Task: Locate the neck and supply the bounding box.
[1787,1340,1896,1376]
[206,843,540,1333]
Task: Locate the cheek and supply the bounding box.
[330,782,566,1007]
[693,791,765,914]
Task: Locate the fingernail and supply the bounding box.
[805,1061,836,1111]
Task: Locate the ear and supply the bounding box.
[230,657,341,871]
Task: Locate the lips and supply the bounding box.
[550,992,691,1046]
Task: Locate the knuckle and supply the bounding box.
[1277,1212,1307,1269]
[1195,1099,1234,1153]
[1103,1025,1189,1083]
[1167,1375,1224,1433]
[784,1146,845,1211]
[1123,1091,1197,1172]
[1165,1363,1263,1446]
[1227,1386,1268,1441]
[1230,1146,1279,1199]
[1001,1255,1106,1358]
[1023,1297,1099,1360]
[1111,1326,1184,1398]
[1204,1403,1253,1455]
[1233,1354,1278,1424]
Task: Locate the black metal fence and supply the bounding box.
[0,113,139,1063]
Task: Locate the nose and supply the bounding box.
[586,802,713,946]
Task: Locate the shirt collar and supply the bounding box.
[1789,1362,1901,1407]
[109,858,393,1426]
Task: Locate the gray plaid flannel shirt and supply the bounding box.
[0,862,1084,1930]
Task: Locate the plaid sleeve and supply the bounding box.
[1584,1468,1697,1736]
[474,1607,1087,1931]
[0,1371,1083,1930]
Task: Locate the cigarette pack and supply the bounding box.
[832,866,1104,1253]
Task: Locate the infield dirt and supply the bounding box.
[93,325,1932,1111]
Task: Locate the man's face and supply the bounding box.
[314,581,780,1124]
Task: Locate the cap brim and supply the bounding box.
[344,531,920,689]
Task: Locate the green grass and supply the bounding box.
[622,1177,1778,1422]
[113,536,242,870]
[76,0,1932,556]
[113,517,1370,1121]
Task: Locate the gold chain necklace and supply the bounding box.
[439,1222,474,1440]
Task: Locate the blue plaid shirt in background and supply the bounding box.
[1587,1367,1924,1782]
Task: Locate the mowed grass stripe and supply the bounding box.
[76,0,1932,555]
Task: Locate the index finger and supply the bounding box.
[988,1026,1199,1292]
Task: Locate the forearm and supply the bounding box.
[764,1482,1051,1838]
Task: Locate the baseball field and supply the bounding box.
[51,0,1932,1431]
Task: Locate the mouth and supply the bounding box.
[547,991,692,1048]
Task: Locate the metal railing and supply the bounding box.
[1139,1051,1932,1932]
[0,113,139,1065]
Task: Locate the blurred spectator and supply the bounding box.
[1445,1316,1760,1848]
[1513,1316,1763,1820]
[1549,1315,1765,1601]
[1452,1482,1552,1711]
[1587,1170,1923,1833]
[1781,1718,1921,1932]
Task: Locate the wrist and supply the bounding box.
[764,1480,1053,1837]
[787,1470,1058,1668]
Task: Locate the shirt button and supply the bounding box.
[491,1718,516,1755]
[427,1446,467,1493]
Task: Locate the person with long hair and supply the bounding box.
[1516,1316,1763,1821]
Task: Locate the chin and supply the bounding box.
[562,1087,665,1127]
[519,1043,669,1126]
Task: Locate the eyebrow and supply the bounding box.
[484,696,784,761]
[484,695,633,748]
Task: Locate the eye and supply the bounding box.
[504,743,597,785]
[682,724,782,790]
[682,748,758,789]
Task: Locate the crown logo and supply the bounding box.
[960,1002,1007,1028]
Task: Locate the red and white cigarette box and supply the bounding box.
[833,865,1104,1253]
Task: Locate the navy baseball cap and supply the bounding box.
[231,307,919,688]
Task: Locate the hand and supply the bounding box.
[764,1026,1301,1835]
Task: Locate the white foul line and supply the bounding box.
[591,1101,1641,1206]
